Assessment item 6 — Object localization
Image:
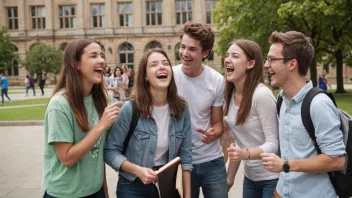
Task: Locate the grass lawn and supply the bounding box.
[0,91,350,121]
[0,106,46,120]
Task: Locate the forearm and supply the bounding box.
[57,123,107,167]
[240,147,264,160]
[212,120,224,139]
[120,160,141,176]
[289,154,345,173]
[182,171,191,198]
[227,160,241,184]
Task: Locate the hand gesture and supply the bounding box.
[260,153,284,173]
[227,142,244,162]
[136,167,158,184]
[195,127,217,144]
[99,101,122,129]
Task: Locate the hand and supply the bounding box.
[260,153,284,173]
[195,127,218,144]
[136,167,158,184]
[227,142,244,162]
[99,101,122,129]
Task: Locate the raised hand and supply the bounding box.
[227,142,244,162]
[195,127,218,144]
[99,101,122,130]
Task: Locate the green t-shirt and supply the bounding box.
[42,91,106,197]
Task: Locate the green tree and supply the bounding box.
[0,27,19,73]
[22,42,62,79]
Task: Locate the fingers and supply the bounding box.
[195,128,206,134]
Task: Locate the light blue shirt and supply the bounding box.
[1,77,8,89]
[276,81,345,198]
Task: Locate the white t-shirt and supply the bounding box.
[152,104,170,166]
[173,64,225,164]
[224,84,279,181]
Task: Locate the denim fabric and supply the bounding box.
[104,100,192,182]
[243,176,278,198]
[191,157,228,198]
[1,88,10,103]
[43,186,105,198]
[116,176,159,198]
[277,81,345,198]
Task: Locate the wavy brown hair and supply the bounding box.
[130,48,187,118]
[224,39,264,125]
[52,39,107,132]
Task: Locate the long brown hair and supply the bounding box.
[130,48,187,118]
[52,39,107,131]
[224,39,264,125]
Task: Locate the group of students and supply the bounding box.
[41,21,346,198]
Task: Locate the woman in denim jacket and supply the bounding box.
[104,48,192,198]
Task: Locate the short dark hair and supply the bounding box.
[269,31,315,76]
[179,21,214,52]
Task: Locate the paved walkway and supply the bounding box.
[0,126,243,198]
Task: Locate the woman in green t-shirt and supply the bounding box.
[42,39,120,198]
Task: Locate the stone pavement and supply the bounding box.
[0,125,244,198]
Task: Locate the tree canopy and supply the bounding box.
[0,27,19,73]
[22,42,62,76]
[214,0,352,93]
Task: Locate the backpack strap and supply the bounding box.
[277,94,283,116]
[122,99,140,154]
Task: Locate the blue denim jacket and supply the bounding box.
[276,81,345,198]
[104,100,193,181]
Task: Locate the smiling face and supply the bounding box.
[224,43,254,84]
[78,42,105,90]
[264,43,289,87]
[146,52,172,92]
[179,34,209,72]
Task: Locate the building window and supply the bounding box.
[59,5,76,29]
[118,2,132,27]
[206,0,218,24]
[175,43,180,61]
[146,1,162,26]
[31,6,46,29]
[145,41,162,51]
[119,43,134,67]
[175,0,192,25]
[92,4,105,28]
[7,7,18,30]
[7,45,19,76]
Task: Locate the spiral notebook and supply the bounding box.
[155,157,183,198]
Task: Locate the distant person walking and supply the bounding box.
[39,72,47,95]
[0,72,11,105]
[28,75,36,96]
[318,69,329,91]
[25,75,30,96]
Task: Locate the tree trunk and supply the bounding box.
[310,58,317,87]
[335,48,346,93]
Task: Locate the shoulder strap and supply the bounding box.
[301,87,326,154]
[122,99,140,154]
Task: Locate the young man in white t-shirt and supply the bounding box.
[173,21,227,198]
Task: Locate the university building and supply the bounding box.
[1,0,351,85]
[0,0,222,85]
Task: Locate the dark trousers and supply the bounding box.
[43,185,105,198]
[116,176,160,198]
[40,79,46,95]
[1,88,10,104]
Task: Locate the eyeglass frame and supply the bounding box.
[265,56,293,64]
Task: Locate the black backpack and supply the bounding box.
[277,87,352,198]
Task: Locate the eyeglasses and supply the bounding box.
[265,57,293,64]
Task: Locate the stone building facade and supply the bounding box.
[0,0,222,85]
[1,0,351,86]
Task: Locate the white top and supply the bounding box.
[224,84,279,181]
[173,64,225,164]
[152,104,170,166]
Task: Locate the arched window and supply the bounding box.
[175,43,180,61]
[7,44,19,76]
[119,42,134,68]
[145,41,162,51]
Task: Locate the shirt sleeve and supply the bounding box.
[46,107,74,144]
[213,77,225,107]
[252,86,279,154]
[310,94,345,157]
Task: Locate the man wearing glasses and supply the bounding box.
[260,31,345,198]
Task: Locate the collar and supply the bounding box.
[279,81,313,103]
